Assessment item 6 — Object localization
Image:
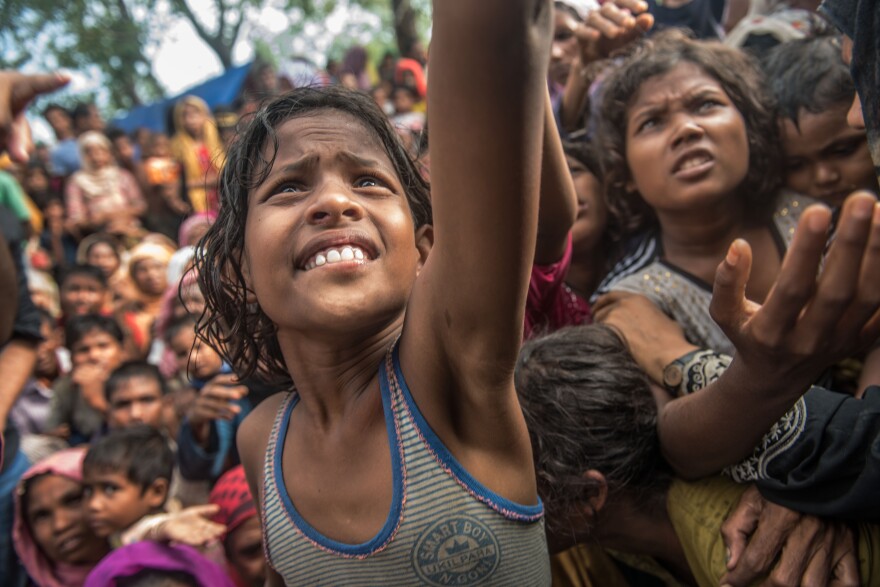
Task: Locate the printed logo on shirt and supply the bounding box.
[412,515,500,586]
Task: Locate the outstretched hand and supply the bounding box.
[0,71,70,162]
[720,486,859,587]
[576,0,654,65]
[710,192,880,393]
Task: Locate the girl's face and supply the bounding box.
[169,325,223,380]
[84,144,112,170]
[132,258,169,297]
[625,62,750,216]
[566,156,607,256]
[25,167,49,193]
[25,474,108,565]
[182,104,207,137]
[86,243,120,278]
[781,103,877,207]
[243,111,430,338]
[550,8,580,86]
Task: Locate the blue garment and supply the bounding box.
[0,450,30,587]
[49,139,80,177]
[261,343,550,585]
[177,398,250,482]
[647,0,726,40]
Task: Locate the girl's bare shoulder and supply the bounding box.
[237,392,289,460]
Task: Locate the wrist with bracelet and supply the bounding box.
[662,349,732,396]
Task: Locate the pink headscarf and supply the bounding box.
[13,448,100,587]
[84,542,235,587]
[178,211,217,248]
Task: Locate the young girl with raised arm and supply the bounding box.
[194,1,554,584]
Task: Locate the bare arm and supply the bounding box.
[857,346,880,397]
[535,91,578,265]
[0,234,16,345]
[660,194,880,478]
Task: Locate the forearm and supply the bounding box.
[0,339,37,425]
[559,56,595,133]
[535,91,577,265]
[659,356,811,479]
[0,237,17,344]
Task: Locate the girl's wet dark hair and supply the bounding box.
[598,29,782,240]
[515,324,670,538]
[195,86,433,385]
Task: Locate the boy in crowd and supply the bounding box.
[105,361,167,431]
[59,265,109,321]
[46,314,127,445]
[83,425,224,546]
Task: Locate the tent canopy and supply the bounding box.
[110,62,252,134]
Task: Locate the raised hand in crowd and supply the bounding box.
[560,0,653,131]
[186,373,246,447]
[0,70,69,162]
[151,504,226,548]
[720,486,859,587]
[660,192,880,478]
[71,361,113,414]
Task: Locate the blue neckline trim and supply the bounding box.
[390,344,543,518]
[272,373,404,555]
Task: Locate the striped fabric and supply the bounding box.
[261,344,551,586]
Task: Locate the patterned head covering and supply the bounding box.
[209,465,257,539]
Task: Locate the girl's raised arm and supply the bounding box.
[406,0,552,384]
[401,0,552,504]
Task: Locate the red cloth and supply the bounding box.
[209,465,256,536]
[524,234,591,340]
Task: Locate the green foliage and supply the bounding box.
[0,0,166,112]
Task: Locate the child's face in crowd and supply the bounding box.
[567,156,607,256]
[86,243,121,278]
[60,275,107,317]
[24,167,49,194]
[781,103,877,207]
[550,8,580,87]
[131,258,168,297]
[83,470,165,536]
[45,109,73,136]
[25,474,108,565]
[108,375,165,430]
[148,135,171,158]
[84,144,113,170]
[35,319,61,379]
[625,62,750,215]
[185,221,212,247]
[180,282,206,317]
[71,329,124,371]
[226,516,267,587]
[169,326,223,381]
[393,89,415,114]
[242,112,429,336]
[112,135,135,165]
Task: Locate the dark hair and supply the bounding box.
[72,102,97,123]
[515,324,670,537]
[42,103,69,119]
[105,361,168,403]
[116,569,199,587]
[761,36,854,130]
[392,84,419,101]
[36,307,56,330]
[105,127,130,143]
[195,86,433,385]
[598,29,781,239]
[163,313,196,345]
[65,314,124,349]
[554,1,583,21]
[61,264,108,289]
[563,140,602,180]
[83,425,173,496]
[82,234,122,261]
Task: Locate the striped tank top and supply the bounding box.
[261,344,551,585]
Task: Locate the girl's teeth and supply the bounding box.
[341,247,354,261]
[327,250,341,263]
[306,247,368,270]
[315,254,327,267]
[354,248,364,260]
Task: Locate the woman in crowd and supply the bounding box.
[65,132,146,240]
[170,96,225,215]
[13,448,111,587]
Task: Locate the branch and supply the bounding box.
[169,0,215,45]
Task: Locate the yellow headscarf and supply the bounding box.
[169,96,226,213]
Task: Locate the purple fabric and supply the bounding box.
[83,542,235,587]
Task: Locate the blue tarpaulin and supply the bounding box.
[110,62,253,133]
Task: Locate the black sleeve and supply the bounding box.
[0,207,42,342]
[756,386,880,522]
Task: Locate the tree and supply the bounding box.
[0,0,166,111]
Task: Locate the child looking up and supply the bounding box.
[196,0,554,583]
[59,265,109,320]
[762,36,878,206]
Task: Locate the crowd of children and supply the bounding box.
[1,0,880,584]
